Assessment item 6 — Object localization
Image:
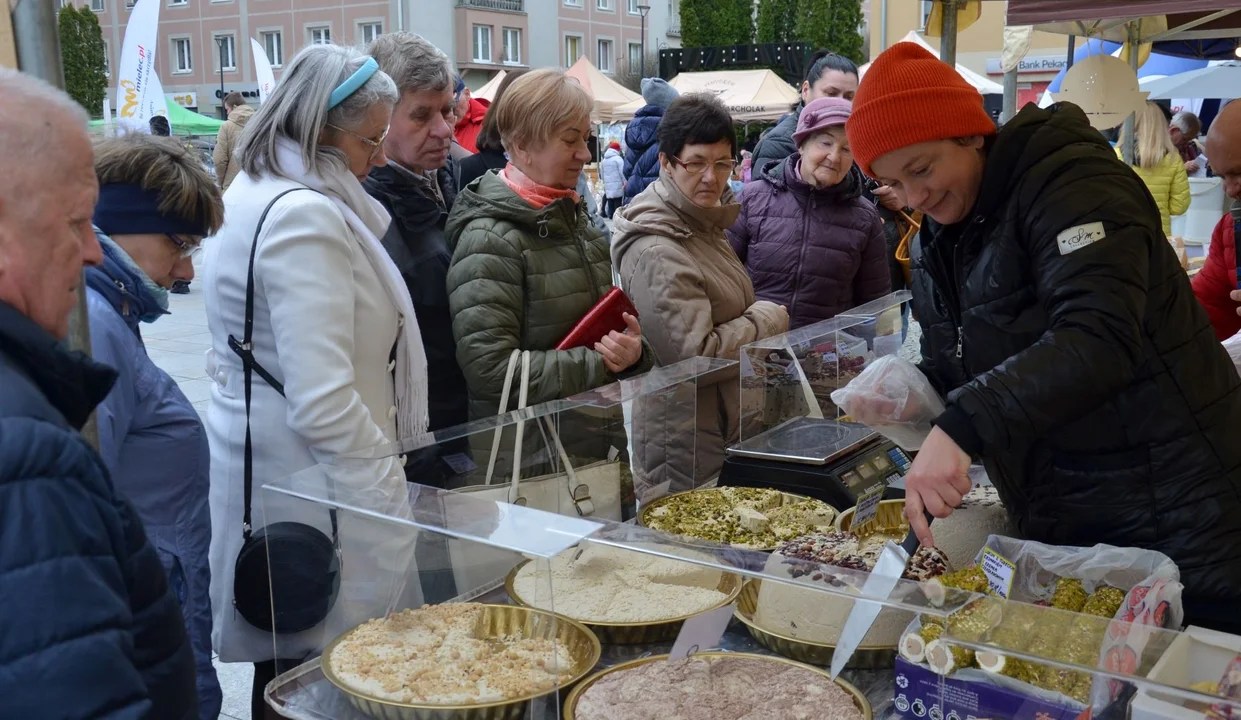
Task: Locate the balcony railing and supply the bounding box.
[667,18,681,37]
[457,0,524,12]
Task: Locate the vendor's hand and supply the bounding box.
[872,184,905,212]
[1186,160,1201,174]
[903,426,972,548]
[596,313,643,373]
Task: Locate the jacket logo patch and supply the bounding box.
[1056,222,1107,255]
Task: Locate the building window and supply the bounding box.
[214,34,236,71]
[168,0,187,7]
[171,37,192,74]
[502,28,521,65]
[564,0,582,6]
[597,0,612,9]
[261,30,283,67]
[597,39,613,73]
[472,25,492,63]
[91,0,104,10]
[564,35,582,67]
[125,0,135,8]
[628,0,639,12]
[920,0,933,30]
[628,42,641,72]
[359,22,382,46]
[103,40,110,76]
[309,26,331,45]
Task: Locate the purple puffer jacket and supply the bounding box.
[727,154,890,329]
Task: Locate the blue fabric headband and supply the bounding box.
[328,57,380,110]
[93,184,208,239]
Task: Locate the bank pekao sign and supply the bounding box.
[985,55,1068,76]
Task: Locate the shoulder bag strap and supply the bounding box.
[227,188,337,542]
[507,351,531,505]
[483,349,523,486]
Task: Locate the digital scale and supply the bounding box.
[719,416,912,512]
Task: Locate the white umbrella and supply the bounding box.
[1143,62,1241,100]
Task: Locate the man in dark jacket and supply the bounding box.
[0,68,198,719]
[849,43,1241,633]
[751,50,859,174]
[622,77,678,204]
[366,33,469,486]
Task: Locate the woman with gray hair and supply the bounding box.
[200,43,428,718]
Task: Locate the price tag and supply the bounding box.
[980,548,1016,599]
[852,482,886,532]
[668,602,736,660]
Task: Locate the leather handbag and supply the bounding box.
[228,188,341,634]
[445,350,623,594]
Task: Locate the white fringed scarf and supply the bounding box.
[274,138,429,437]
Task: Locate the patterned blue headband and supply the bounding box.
[328,57,379,110]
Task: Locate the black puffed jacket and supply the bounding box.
[912,103,1241,632]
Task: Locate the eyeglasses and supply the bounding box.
[673,156,738,176]
[326,123,389,161]
[165,234,202,259]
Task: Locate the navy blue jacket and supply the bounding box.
[623,104,664,205]
[0,300,197,719]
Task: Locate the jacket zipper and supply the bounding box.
[568,204,601,304]
[790,193,813,318]
[114,279,130,318]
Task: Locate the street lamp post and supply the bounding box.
[637,3,650,79]
[216,37,227,119]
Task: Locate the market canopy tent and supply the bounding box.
[610,69,800,123]
[1006,0,1241,58]
[564,56,642,123]
[1143,61,1241,99]
[91,97,225,136]
[860,31,1004,94]
[473,70,507,102]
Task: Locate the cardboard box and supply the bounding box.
[895,657,1084,720]
[1132,626,1241,720]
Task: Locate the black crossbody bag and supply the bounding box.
[228,188,341,634]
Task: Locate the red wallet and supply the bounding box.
[555,287,639,350]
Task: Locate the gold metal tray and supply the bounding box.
[504,557,743,645]
[836,498,909,535]
[638,487,838,551]
[732,578,898,670]
[320,603,602,720]
[562,651,873,720]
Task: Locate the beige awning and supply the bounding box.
[859,31,1004,94]
[564,56,642,123]
[473,70,506,102]
[610,69,800,123]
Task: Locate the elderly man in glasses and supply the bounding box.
[86,133,225,720]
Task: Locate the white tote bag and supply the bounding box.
[445,350,623,595]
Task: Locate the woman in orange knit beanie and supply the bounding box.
[845,42,1241,634]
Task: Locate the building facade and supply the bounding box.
[60,0,681,117]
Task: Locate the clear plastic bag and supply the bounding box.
[830,355,945,450]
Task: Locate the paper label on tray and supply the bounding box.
[442,453,478,475]
[669,602,736,660]
[981,548,1016,599]
[853,482,885,531]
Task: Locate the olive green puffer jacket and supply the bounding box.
[446,172,650,420]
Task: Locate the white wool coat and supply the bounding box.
[204,171,418,663]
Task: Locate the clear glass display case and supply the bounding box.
[738,290,912,443]
[258,466,1241,720]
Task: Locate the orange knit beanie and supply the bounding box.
[847,42,997,179]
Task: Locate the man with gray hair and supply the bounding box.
[1171,110,1206,176]
[364,33,468,491]
[0,68,198,718]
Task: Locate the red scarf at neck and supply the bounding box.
[499,163,580,209]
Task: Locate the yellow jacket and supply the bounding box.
[1117,148,1191,236]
